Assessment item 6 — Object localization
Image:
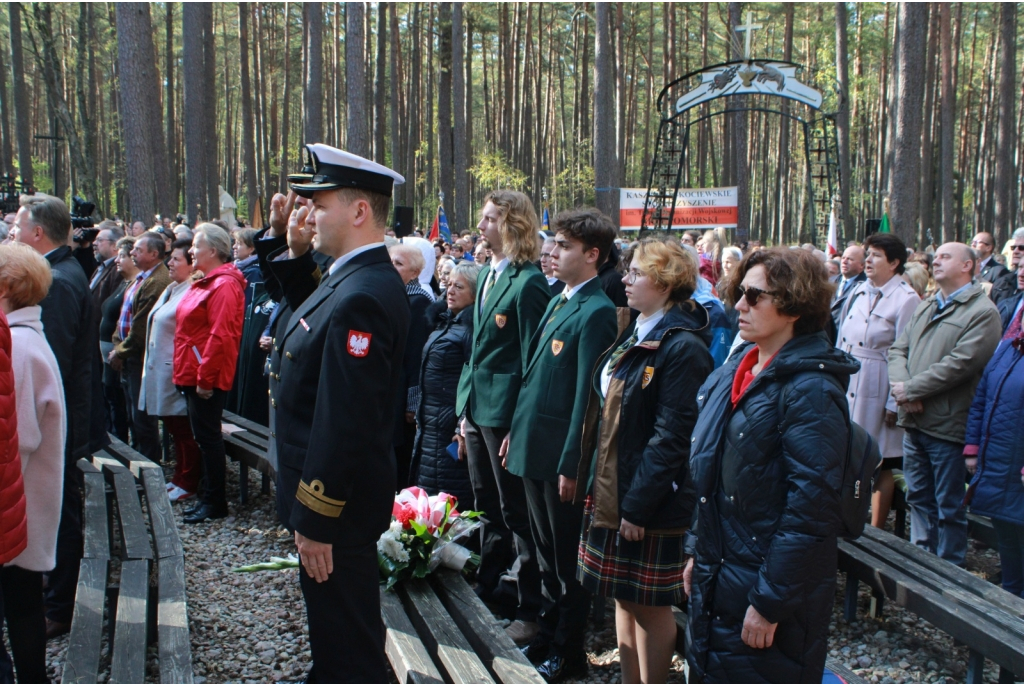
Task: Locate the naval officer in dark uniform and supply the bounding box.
[269,143,410,683]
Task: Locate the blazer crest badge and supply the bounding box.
[551,340,564,356]
[642,366,655,388]
[495,314,508,328]
[347,330,372,357]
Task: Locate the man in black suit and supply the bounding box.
[13,196,97,637]
[269,144,409,683]
[88,222,125,451]
[829,244,867,343]
[972,231,1010,285]
[991,228,1024,304]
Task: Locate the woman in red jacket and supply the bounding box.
[0,306,28,683]
[174,223,246,523]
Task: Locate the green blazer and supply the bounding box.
[456,260,551,428]
[505,277,617,483]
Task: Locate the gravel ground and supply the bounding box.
[26,462,1010,684]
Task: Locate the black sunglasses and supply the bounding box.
[1012,245,1024,252]
[735,284,777,306]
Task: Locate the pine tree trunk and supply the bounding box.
[389,3,403,204]
[594,3,617,218]
[728,2,749,241]
[888,2,928,244]
[374,3,387,164]
[9,3,34,186]
[202,4,219,218]
[0,21,11,175]
[277,2,293,192]
[304,3,323,145]
[834,3,852,239]
[939,3,955,243]
[438,3,454,215]
[165,3,178,214]
[239,3,258,216]
[453,3,469,234]
[346,2,368,157]
[994,2,1017,246]
[183,2,207,221]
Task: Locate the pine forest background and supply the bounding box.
[0,3,1021,248]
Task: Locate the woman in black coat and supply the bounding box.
[411,261,481,507]
[683,248,857,684]
[576,239,714,684]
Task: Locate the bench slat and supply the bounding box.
[222,413,271,438]
[140,467,183,559]
[862,526,1024,617]
[110,559,150,684]
[62,557,108,684]
[158,555,194,684]
[400,579,495,684]
[104,435,160,479]
[381,587,445,684]
[839,539,1024,679]
[78,460,109,560]
[431,570,545,684]
[111,468,154,560]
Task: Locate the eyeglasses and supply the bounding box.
[735,284,777,306]
[971,240,992,248]
[625,269,644,284]
[540,252,552,259]
[1012,245,1024,252]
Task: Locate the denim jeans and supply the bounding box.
[992,519,1024,598]
[902,429,968,565]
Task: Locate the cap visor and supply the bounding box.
[290,181,341,199]
[286,173,314,183]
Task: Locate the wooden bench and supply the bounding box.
[382,569,545,684]
[62,436,193,684]
[839,524,1024,683]
[221,411,274,503]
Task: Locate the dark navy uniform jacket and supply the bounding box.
[269,245,410,546]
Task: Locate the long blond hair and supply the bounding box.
[483,190,540,264]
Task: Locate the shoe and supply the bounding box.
[537,654,588,683]
[45,618,71,640]
[165,482,176,492]
[519,640,549,666]
[183,503,228,524]
[505,619,540,646]
[168,486,195,503]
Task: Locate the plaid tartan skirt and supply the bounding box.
[576,497,687,606]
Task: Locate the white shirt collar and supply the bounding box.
[634,308,667,344]
[490,257,510,276]
[546,275,559,285]
[562,275,597,301]
[328,242,386,276]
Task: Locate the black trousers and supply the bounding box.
[183,387,228,510]
[122,357,161,462]
[45,462,83,624]
[523,477,591,659]
[299,541,387,683]
[1,566,47,683]
[103,380,129,442]
[464,412,541,622]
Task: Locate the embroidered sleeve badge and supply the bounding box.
[347,330,372,357]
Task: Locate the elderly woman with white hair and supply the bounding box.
[390,242,434,489]
[173,223,246,523]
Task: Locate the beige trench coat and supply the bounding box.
[837,276,920,458]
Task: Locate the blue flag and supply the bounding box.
[542,207,550,231]
[438,205,452,243]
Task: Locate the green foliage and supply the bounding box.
[470,150,528,191]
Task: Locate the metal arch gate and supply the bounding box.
[641,60,843,246]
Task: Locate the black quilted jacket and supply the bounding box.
[685,332,858,683]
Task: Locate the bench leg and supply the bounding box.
[894,508,906,539]
[161,421,171,464]
[843,573,858,622]
[966,649,985,683]
[261,471,270,495]
[239,462,249,504]
[999,666,1016,683]
[869,589,884,619]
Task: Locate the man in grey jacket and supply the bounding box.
[888,242,1001,565]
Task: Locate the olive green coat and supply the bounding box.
[505,278,618,483]
[456,260,551,428]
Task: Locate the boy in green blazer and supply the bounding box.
[455,190,550,644]
[502,208,618,681]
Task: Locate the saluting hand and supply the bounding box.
[287,203,315,259]
[269,191,297,237]
[295,531,334,583]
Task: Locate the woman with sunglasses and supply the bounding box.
[576,239,714,684]
[837,234,920,529]
[683,247,858,683]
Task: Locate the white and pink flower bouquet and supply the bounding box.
[377,487,482,590]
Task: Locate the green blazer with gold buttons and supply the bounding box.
[505,277,617,483]
[456,260,551,428]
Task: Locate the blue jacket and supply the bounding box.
[965,339,1024,526]
[693,277,732,368]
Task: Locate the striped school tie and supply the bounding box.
[542,294,568,335]
[605,330,639,372]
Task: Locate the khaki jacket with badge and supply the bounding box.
[887,282,1001,444]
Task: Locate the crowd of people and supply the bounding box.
[0,141,1022,684]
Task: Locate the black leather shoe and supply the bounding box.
[182,503,203,517]
[519,640,549,666]
[536,654,588,683]
[183,503,228,524]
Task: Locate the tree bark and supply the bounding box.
[0,9,12,175]
[939,2,955,243]
[438,3,454,218]
[888,2,928,244]
[374,3,387,164]
[277,2,293,191]
[304,3,323,145]
[834,2,852,240]
[594,4,617,218]
[9,3,33,186]
[728,2,749,241]
[389,3,402,204]
[239,3,258,217]
[994,2,1017,245]
[183,2,207,221]
[165,3,178,214]
[453,3,469,234]
[345,2,368,157]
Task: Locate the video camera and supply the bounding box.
[71,196,98,243]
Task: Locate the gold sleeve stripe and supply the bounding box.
[296,479,346,518]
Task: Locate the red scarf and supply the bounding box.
[731,346,779,407]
